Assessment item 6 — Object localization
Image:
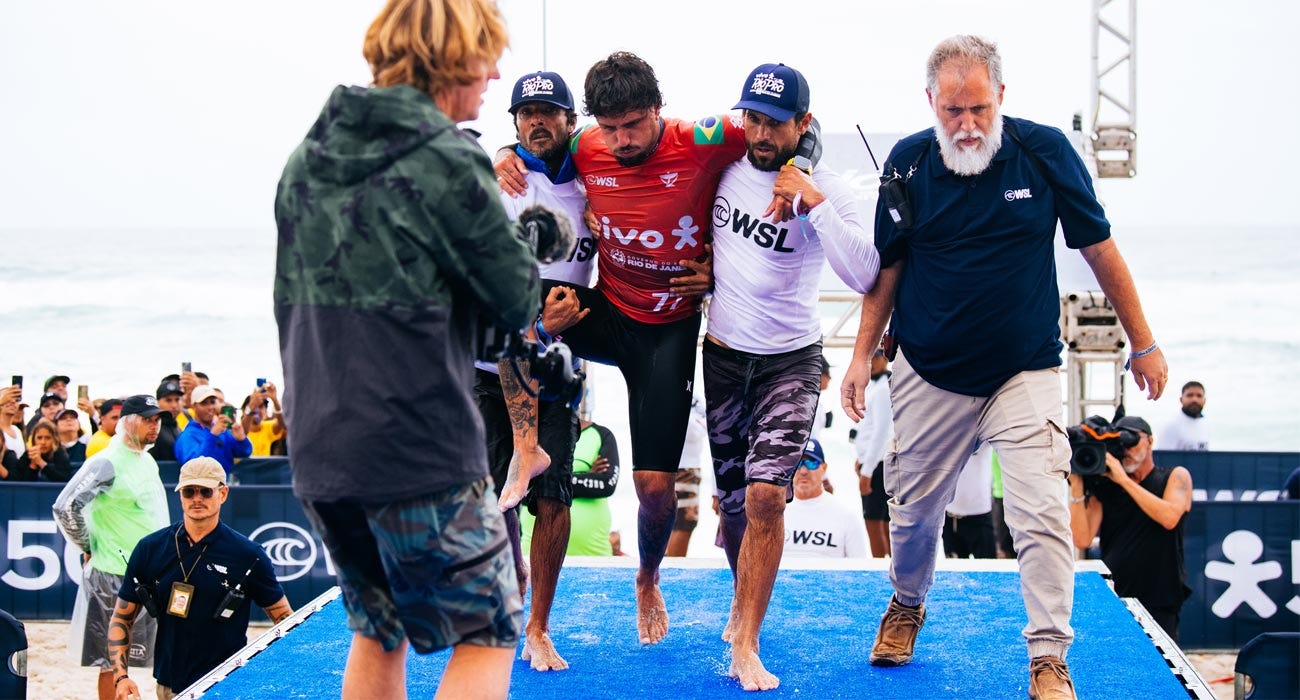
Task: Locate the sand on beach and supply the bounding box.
[14,620,1238,700]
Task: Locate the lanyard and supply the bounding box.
[174,524,209,583]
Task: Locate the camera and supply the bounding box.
[480,328,584,405]
[1067,415,1141,476]
[477,205,585,405]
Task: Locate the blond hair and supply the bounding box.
[363,0,509,97]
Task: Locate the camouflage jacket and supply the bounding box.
[274,84,539,502]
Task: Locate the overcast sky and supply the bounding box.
[1,0,1296,232]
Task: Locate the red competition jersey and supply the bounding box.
[571,115,746,323]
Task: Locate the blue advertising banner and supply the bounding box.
[0,483,336,620]
[1181,500,1300,649]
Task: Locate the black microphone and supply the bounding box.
[518,205,576,264]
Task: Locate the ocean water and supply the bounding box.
[1,224,1296,555]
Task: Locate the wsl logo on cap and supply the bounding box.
[748,71,786,99]
[520,75,556,98]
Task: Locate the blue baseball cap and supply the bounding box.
[802,438,826,465]
[509,71,574,114]
[733,63,810,122]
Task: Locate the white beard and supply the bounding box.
[1122,445,1148,474]
[935,113,1003,176]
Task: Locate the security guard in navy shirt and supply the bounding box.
[108,457,292,699]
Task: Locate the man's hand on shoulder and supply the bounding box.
[494,147,529,196]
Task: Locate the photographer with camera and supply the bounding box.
[273,1,549,697]
[173,385,251,478]
[1068,416,1192,641]
[109,458,292,700]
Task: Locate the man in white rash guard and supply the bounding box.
[703,61,879,692]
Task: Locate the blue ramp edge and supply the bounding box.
[202,568,1188,699]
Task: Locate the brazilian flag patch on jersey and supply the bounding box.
[569,124,591,154]
[694,115,726,145]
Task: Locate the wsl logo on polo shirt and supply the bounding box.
[1004,187,1033,202]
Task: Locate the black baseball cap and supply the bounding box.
[121,394,165,418]
[156,379,183,399]
[734,63,810,122]
[99,398,124,415]
[509,71,574,114]
[1115,416,1153,436]
[44,375,70,390]
[39,392,64,407]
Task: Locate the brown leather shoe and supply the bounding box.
[1028,656,1077,699]
[868,596,926,666]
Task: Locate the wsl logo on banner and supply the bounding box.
[250,522,319,582]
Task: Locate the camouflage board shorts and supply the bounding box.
[301,477,522,654]
[702,339,822,514]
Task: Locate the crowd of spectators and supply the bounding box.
[0,372,287,482]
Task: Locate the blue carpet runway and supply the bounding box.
[196,563,1196,699]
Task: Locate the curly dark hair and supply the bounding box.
[583,51,663,117]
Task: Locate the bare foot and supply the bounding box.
[722,596,739,642]
[499,446,550,511]
[729,647,780,691]
[635,574,669,645]
[521,631,568,671]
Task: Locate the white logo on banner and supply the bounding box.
[1204,530,1284,618]
[250,521,318,582]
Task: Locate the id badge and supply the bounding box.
[168,582,195,618]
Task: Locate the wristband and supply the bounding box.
[534,317,552,345]
[115,674,129,686]
[1124,342,1157,371]
[1069,495,1086,504]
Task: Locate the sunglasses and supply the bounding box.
[180,486,216,499]
[798,458,823,471]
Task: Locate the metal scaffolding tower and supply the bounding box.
[1061,291,1128,423]
[1089,0,1138,178]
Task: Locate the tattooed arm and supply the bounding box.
[108,597,141,700]
[262,596,294,624]
[495,357,550,509]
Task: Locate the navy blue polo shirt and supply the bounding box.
[120,521,284,691]
[875,116,1110,397]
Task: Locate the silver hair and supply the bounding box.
[926,35,1003,94]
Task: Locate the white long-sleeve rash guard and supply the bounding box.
[707,159,879,354]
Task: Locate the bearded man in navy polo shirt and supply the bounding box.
[842,35,1168,700]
